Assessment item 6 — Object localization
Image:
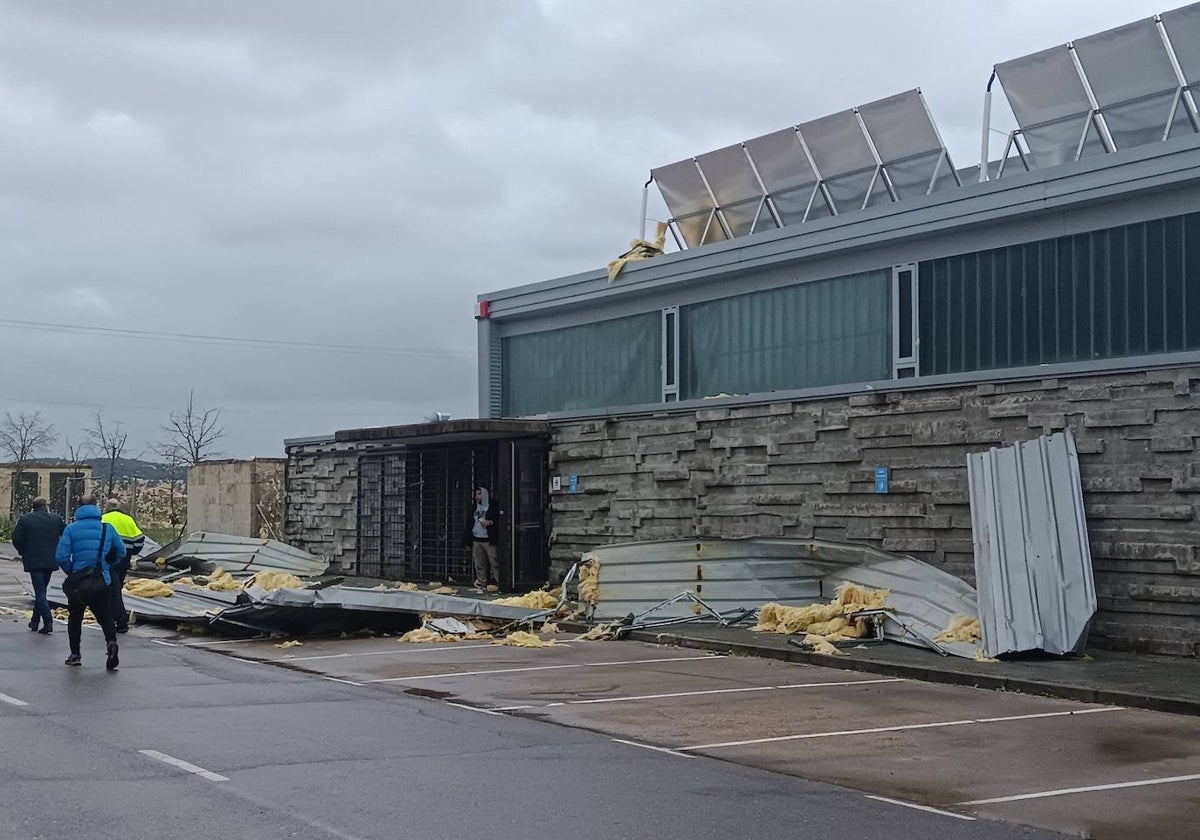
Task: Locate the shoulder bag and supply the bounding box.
[62,525,111,602]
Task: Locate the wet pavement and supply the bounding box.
[5,562,1199,839]
[149,627,1200,839]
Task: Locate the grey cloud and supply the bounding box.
[0,0,1170,457]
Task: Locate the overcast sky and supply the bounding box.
[0,0,1172,458]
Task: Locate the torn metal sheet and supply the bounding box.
[145,532,327,577]
[29,577,241,623]
[586,537,980,658]
[968,430,1096,657]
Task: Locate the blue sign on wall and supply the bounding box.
[568,474,579,494]
[874,467,890,494]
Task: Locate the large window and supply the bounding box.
[919,212,1200,375]
[679,269,892,399]
[501,313,661,416]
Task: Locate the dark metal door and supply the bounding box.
[357,452,406,579]
[508,439,549,589]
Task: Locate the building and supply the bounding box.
[285,421,550,585]
[187,459,286,540]
[472,10,1200,655]
[1,461,92,519]
[287,7,1200,654]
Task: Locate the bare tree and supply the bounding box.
[165,390,226,466]
[153,439,188,537]
[0,411,56,515]
[63,436,91,516]
[87,411,128,500]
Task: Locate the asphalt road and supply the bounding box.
[0,600,1061,839]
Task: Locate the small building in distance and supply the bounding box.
[187,458,286,540]
[1,461,92,519]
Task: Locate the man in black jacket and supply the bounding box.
[12,497,66,634]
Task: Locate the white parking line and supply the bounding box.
[958,772,1200,805]
[139,749,229,782]
[0,691,29,707]
[368,654,722,683]
[866,795,976,821]
[680,706,1124,751]
[493,678,904,711]
[444,701,506,716]
[322,676,366,687]
[612,738,696,759]
[286,643,502,662]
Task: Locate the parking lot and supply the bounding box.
[151,629,1200,839]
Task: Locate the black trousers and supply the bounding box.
[109,566,129,630]
[67,590,117,656]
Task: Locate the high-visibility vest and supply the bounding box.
[102,510,145,556]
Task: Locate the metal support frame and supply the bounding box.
[1158,16,1200,134]
[693,160,734,243]
[740,143,784,233]
[1068,44,1117,153]
[661,305,679,403]
[795,128,838,218]
[854,107,899,206]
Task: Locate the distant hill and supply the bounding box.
[85,457,186,482]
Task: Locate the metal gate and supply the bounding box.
[356,452,406,579]
[405,445,494,583]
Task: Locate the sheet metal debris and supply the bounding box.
[144,532,328,577]
[584,537,981,658]
[968,430,1097,657]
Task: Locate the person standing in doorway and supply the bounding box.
[102,498,145,634]
[467,486,499,589]
[55,495,125,669]
[12,497,65,634]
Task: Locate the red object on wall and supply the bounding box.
[476,299,490,319]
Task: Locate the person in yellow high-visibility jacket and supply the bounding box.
[102,498,145,634]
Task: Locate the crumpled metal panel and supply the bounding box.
[250,585,545,622]
[967,430,1097,657]
[144,532,328,577]
[34,577,240,622]
[587,537,980,658]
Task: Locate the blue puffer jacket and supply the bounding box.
[55,505,126,586]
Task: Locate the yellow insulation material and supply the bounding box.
[541,622,559,634]
[204,568,243,591]
[275,640,303,649]
[492,590,559,610]
[393,582,420,591]
[578,623,622,641]
[251,571,305,592]
[493,631,558,648]
[123,579,174,598]
[973,649,1000,663]
[934,614,982,644]
[578,556,600,604]
[430,586,457,595]
[754,582,890,653]
[398,627,461,643]
[801,634,845,656]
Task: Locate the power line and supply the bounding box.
[0,318,476,359]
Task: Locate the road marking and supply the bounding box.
[286,643,502,661]
[680,706,1123,751]
[958,772,1200,805]
[180,637,270,647]
[322,676,366,687]
[367,654,721,683]
[493,678,905,711]
[866,795,976,821]
[139,749,229,782]
[612,738,696,759]
[444,701,506,717]
[0,691,29,707]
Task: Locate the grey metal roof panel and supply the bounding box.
[147,532,328,577]
[586,537,980,658]
[967,430,1097,657]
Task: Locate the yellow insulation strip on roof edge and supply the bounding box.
[124,579,174,598]
[493,631,558,648]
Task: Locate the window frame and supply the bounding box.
[892,262,919,379]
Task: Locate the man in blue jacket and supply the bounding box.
[55,495,125,670]
[12,497,65,634]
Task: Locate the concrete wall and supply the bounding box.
[548,363,1200,657]
[284,440,360,571]
[187,459,285,539]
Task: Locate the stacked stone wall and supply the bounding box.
[549,365,1200,656]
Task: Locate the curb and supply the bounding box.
[626,630,1200,717]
